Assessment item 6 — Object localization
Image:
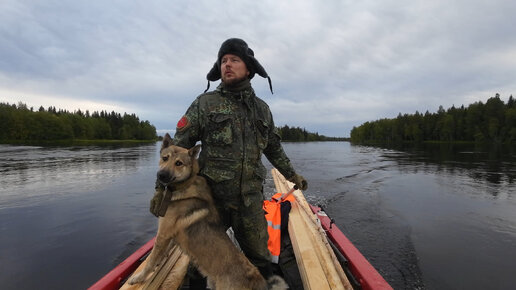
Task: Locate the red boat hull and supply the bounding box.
[91,206,392,290]
[88,237,155,290]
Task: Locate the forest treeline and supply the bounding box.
[350,94,516,144]
[0,102,157,142]
[277,125,347,141]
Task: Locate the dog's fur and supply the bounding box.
[128,134,287,290]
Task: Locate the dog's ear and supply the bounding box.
[188,144,201,158]
[161,133,173,150]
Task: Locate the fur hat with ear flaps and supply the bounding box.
[205,38,273,94]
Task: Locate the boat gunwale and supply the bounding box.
[88,237,155,290]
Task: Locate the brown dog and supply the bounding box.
[128,134,287,290]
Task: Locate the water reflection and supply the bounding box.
[0,143,160,289]
[326,142,516,289]
[2,142,514,289]
[369,143,516,187]
[0,143,158,209]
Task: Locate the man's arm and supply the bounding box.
[263,116,308,190]
[173,97,202,148]
[263,126,296,179]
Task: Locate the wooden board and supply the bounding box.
[120,241,189,290]
[288,201,332,289]
[272,168,352,290]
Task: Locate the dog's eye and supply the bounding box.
[175,161,183,166]
[162,156,169,162]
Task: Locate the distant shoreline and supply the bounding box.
[0,139,157,146]
[281,139,350,142]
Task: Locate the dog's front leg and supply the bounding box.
[128,230,173,284]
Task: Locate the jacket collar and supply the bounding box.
[217,79,252,94]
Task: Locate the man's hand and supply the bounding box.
[288,174,308,191]
[150,189,164,217]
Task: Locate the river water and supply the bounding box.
[0,142,515,289]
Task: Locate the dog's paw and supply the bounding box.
[128,271,146,285]
[267,275,288,290]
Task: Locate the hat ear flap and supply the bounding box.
[249,56,268,78]
[206,62,221,81]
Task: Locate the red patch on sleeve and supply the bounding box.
[176,116,189,130]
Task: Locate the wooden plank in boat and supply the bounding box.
[120,242,189,290]
[289,200,332,289]
[272,168,352,290]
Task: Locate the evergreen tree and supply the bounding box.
[350,94,516,144]
[0,102,157,142]
[276,125,345,141]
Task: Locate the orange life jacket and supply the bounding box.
[263,192,296,264]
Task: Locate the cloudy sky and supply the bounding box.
[1,0,515,137]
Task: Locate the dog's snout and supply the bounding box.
[157,170,171,183]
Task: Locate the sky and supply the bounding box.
[1,0,516,137]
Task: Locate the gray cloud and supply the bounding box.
[1,0,516,137]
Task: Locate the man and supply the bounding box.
[151,38,307,285]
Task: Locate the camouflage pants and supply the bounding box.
[211,182,272,275]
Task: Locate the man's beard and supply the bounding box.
[222,75,248,86]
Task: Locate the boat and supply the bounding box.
[89,169,392,290]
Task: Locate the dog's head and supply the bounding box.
[157,133,201,186]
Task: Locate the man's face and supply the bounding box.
[221,54,249,85]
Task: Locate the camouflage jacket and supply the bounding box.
[173,80,296,205]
